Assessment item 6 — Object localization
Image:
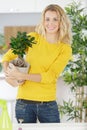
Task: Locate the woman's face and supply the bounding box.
[44,10,60,34]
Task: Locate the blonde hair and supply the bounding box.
[35,4,72,44]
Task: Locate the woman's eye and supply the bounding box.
[53,18,58,21]
[45,18,50,21]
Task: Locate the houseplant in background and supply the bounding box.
[7,31,36,86]
[0,33,8,72]
[59,1,87,122]
[0,33,7,54]
[0,63,2,72]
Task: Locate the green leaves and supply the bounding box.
[10,31,36,58]
[0,63,2,72]
[61,1,87,122]
[59,100,80,121]
[83,100,87,109]
[63,1,87,89]
[0,34,5,46]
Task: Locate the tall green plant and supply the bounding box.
[64,1,87,89]
[59,1,87,122]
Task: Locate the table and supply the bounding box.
[13,123,87,130]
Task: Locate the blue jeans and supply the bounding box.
[15,99,60,123]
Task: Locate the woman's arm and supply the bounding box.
[5,63,42,83]
[4,45,72,84]
[23,73,41,82]
[17,73,41,82]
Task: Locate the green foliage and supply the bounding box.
[83,99,87,109]
[59,100,80,121]
[0,34,5,46]
[0,33,7,54]
[0,63,2,72]
[59,1,87,122]
[10,31,36,58]
[59,98,87,121]
[0,34,6,72]
[63,1,87,90]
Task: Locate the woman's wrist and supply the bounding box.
[24,73,41,82]
[18,72,29,81]
[18,72,41,82]
[24,73,30,81]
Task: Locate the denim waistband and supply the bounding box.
[17,99,55,104]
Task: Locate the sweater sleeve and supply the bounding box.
[2,49,17,63]
[41,45,72,84]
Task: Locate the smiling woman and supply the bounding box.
[2,4,72,123]
[44,10,60,40]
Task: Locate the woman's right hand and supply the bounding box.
[3,62,25,86]
[5,77,18,87]
[5,77,25,87]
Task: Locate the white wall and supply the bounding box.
[0,0,86,13]
[0,0,82,13]
[0,13,41,33]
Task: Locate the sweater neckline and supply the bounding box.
[41,35,60,46]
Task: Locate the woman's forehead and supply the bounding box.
[44,10,60,19]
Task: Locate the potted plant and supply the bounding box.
[7,31,36,86]
[59,1,87,122]
[0,33,8,72]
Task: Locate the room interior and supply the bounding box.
[0,0,87,130]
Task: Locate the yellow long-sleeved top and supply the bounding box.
[2,32,72,101]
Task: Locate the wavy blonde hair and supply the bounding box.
[35,4,72,44]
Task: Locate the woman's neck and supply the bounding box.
[45,33,58,44]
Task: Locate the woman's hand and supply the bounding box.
[5,77,25,87]
[5,63,25,86]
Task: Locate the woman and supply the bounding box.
[2,4,72,123]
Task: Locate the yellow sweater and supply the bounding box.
[2,32,72,101]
